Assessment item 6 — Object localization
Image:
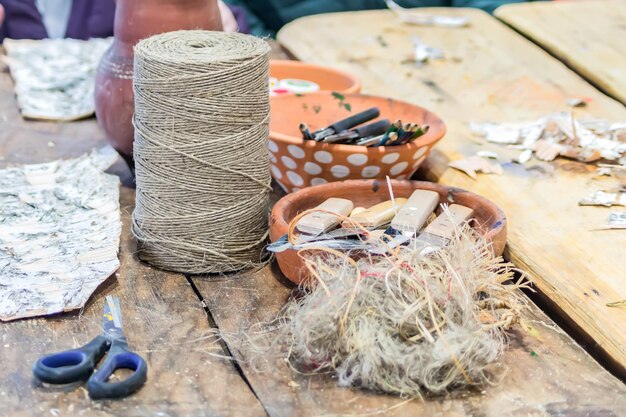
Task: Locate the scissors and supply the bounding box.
[33,296,148,399]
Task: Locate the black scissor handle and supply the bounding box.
[33,335,110,384]
[87,338,148,399]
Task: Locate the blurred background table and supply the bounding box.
[496,0,626,105]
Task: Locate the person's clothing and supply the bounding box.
[0,0,246,42]
[0,0,115,41]
[224,0,530,37]
[35,0,72,39]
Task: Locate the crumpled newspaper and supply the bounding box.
[470,112,626,165]
[0,148,121,321]
[2,37,112,121]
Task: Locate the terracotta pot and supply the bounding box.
[268,93,446,193]
[95,0,223,160]
[270,60,361,95]
[270,180,507,286]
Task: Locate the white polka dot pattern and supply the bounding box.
[413,147,428,160]
[314,150,333,164]
[381,152,400,164]
[268,140,279,153]
[287,145,305,159]
[361,166,380,178]
[270,164,282,179]
[330,165,350,178]
[269,153,277,163]
[275,181,288,193]
[347,153,368,166]
[287,171,304,186]
[311,177,328,186]
[281,156,297,169]
[304,162,322,175]
[390,161,408,175]
[413,156,426,169]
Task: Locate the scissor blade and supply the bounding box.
[103,296,124,336]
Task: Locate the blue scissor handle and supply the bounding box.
[33,335,110,384]
[87,337,147,399]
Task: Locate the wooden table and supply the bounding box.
[495,0,626,105]
[1,27,626,417]
[278,7,626,378]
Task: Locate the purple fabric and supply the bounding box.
[0,0,115,42]
[0,1,246,41]
[228,4,249,34]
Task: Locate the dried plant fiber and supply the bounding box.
[236,215,528,397]
[132,31,272,273]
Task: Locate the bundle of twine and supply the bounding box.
[223,208,529,397]
[132,30,271,273]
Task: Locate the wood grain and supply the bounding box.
[495,0,626,105]
[0,56,265,417]
[194,266,626,417]
[0,186,267,417]
[276,7,626,376]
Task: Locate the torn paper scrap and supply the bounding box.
[0,148,120,321]
[579,191,626,207]
[470,112,626,166]
[517,149,533,164]
[2,37,112,121]
[475,150,499,159]
[412,37,444,63]
[566,98,587,108]
[448,156,503,179]
[385,0,469,27]
[606,212,626,229]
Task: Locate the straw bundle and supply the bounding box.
[235,212,529,397]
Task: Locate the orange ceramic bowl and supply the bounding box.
[269,92,446,193]
[270,180,507,286]
[269,60,361,94]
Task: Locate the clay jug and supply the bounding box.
[95,0,222,162]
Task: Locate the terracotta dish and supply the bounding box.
[270,180,507,286]
[269,93,446,193]
[269,60,361,94]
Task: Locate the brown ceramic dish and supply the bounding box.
[269,180,507,286]
[269,93,446,193]
[269,60,361,94]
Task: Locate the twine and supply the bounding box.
[132,30,272,274]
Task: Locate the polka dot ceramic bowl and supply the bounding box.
[268,92,446,193]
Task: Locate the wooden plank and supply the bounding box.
[0,188,267,417]
[276,7,626,376]
[0,61,266,417]
[194,266,626,416]
[495,0,626,105]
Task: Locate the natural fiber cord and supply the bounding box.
[132,30,272,273]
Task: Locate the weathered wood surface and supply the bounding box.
[495,0,626,105]
[195,266,626,417]
[2,30,625,417]
[277,7,626,376]
[0,58,265,417]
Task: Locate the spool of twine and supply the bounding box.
[132,30,271,274]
